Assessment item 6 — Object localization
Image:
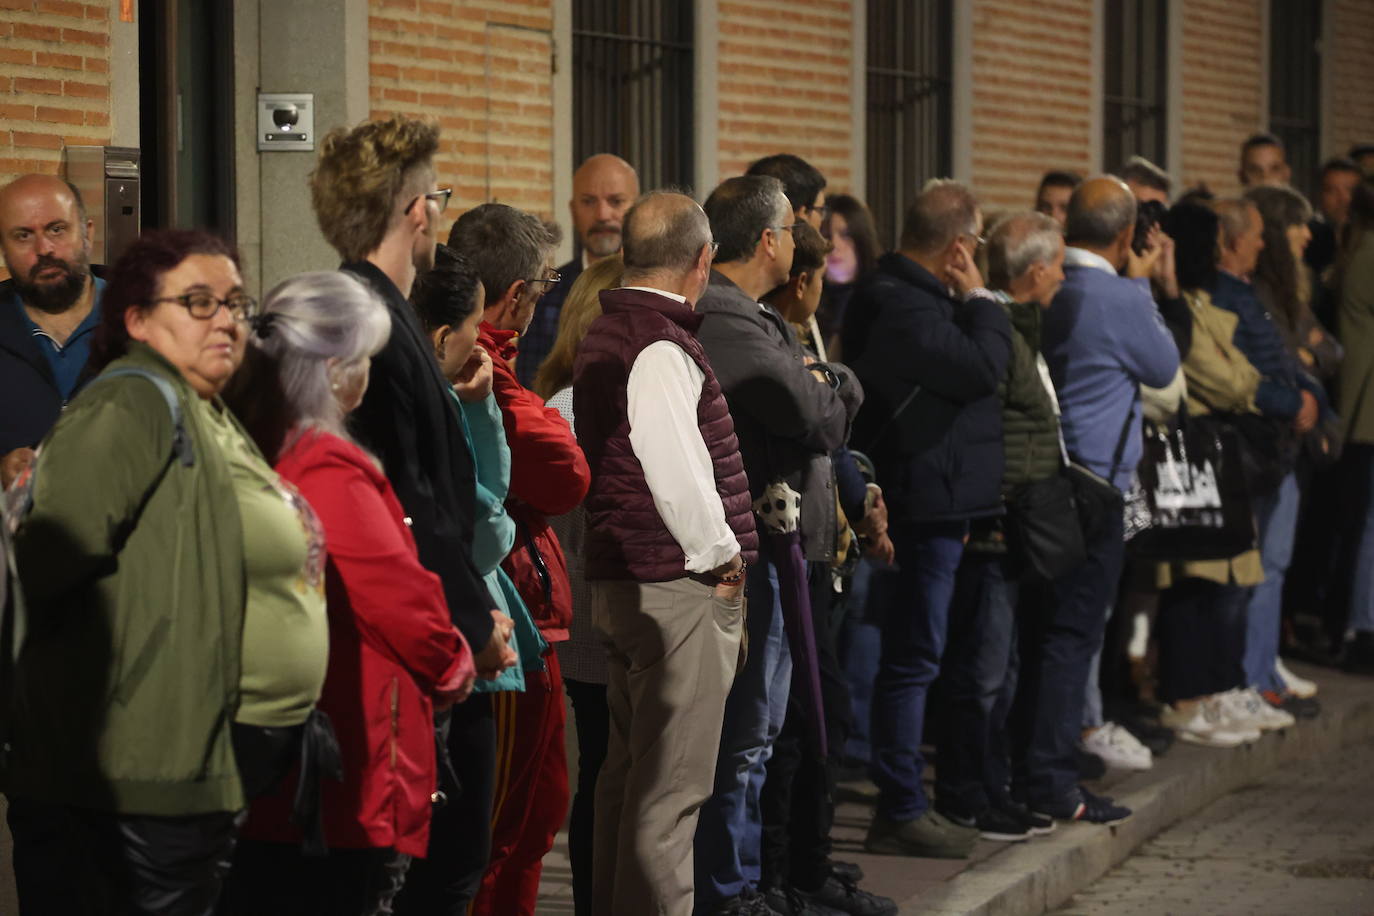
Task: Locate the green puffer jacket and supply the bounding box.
[6,343,249,815]
[970,296,1062,553]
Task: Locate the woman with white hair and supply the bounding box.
[220,270,476,915]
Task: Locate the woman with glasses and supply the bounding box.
[6,229,326,915]
[220,270,476,915]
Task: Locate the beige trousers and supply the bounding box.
[590,577,744,916]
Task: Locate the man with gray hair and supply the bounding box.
[933,211,1066,843]
[844,179,1012,859]
[691,174,862,913]
[573,191,756,916]
[1014,177,1179,827]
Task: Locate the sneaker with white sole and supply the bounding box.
[1079,721,1153,771]
[1222,687,1296,731]
[1201,695,1261,742]
[1159,701,1250,747]
[1276,659,1318,698]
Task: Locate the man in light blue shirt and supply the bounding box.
[1015,176,1179,826]
[0,174,104,470]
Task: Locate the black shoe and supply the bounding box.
[997,798,1055,836]
[1120,715,1175,756]
[760,883,843,916]
[1075,746,1107,780]
[795,875,898,916]
[1031,785,1131,825]
[1342,631,1374,675]
[826,860,864,885]
[934,799,1031,842]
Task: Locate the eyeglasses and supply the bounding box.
[769,223,802,235]
[963,232,987,251]
[526,270,561,292]
[809,204,831,221]
[405,187,453,215]
[151,291,258,321]
[709,241,720,259]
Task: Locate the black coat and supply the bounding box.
[344,261,495,651]
[0,269,104,456]
[845,252,1012,524]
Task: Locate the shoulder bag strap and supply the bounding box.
[864,384,922,453]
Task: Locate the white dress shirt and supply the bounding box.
[621,286,740,574]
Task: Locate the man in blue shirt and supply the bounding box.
[0,174,105,480]
[1016,176,1179,826]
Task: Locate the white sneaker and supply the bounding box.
[1159,702,1249,748]
[1230,687,1296,731]
[1080,721,1153,770]
[1202,694,1262,742]
[1276,659,1318,699]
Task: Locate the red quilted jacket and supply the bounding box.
[483,323,590,641]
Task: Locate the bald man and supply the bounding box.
[516,153,640,387]
[1017,176,1178,826]
[0,173,102,472]
[573,191,754,916]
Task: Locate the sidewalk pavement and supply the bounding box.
[535,660,1374,915]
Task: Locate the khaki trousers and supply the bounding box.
[590,577,744,916]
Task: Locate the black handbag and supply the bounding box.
[1006,473,1087,580]
[1125,411,1256,560]
[1064,405,1137,543]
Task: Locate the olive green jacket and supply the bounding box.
[6,343,250,815]
[999,296,1063,494]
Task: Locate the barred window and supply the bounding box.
[1103,0,1169,173]
[866,0,953,249]
[572,0,694,193]
[1269,0,1322,197]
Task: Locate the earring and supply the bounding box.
[331,381,341,392]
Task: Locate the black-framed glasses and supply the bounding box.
[151,291,258,321]
[808,204,831,221]
[405,187,453,215]
[526,270,561,292]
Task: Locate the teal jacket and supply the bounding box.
[455,391,545,692]
[7,343,250,815]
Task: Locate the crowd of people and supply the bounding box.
[0,115,1372,916]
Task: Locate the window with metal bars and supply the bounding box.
[1268,0,1322,198]
[1103,0,1169,174]
[865,0,952,250]
[572,0,694,196]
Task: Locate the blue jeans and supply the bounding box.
[1014,513,1126,804]
[934,551,1019,815]
[839,556,896,765]
[1349,452,1374,635]
[869,520,968,822]
[1244,472,1299,693]
[694,550,792,910]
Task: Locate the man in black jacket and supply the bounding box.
[309,115,515,915]
[0,174,103,482]
[693,174,862,915]
[845,180,1012,859]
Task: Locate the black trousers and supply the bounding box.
[7,796,240,916]
[220,840,411,916]
[393,692,496,916]
[1156,578,1248,704]
[759,562,853,891]
[563,677,609,916]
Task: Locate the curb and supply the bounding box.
[905,668,1374,915]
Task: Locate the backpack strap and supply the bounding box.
[94,368,195,468]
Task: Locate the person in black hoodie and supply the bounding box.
[308,115,516,915]
[844,180,1012,859]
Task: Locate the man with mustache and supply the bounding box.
[0,174,103,485]
[515,153,639,388]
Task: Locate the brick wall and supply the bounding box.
[1177,0,1264,198]
[368,0,555,241]
[713,0,856,194]
[1327,0,1374,160]
[968,0,1095,211]
[0,0,111,186]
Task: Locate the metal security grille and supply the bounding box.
[1103,0,1169,173]
[1269,0,1322,198]
[866,0,953,249]
[572,0,694,193]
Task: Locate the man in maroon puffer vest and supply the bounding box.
[573,190,758,916]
